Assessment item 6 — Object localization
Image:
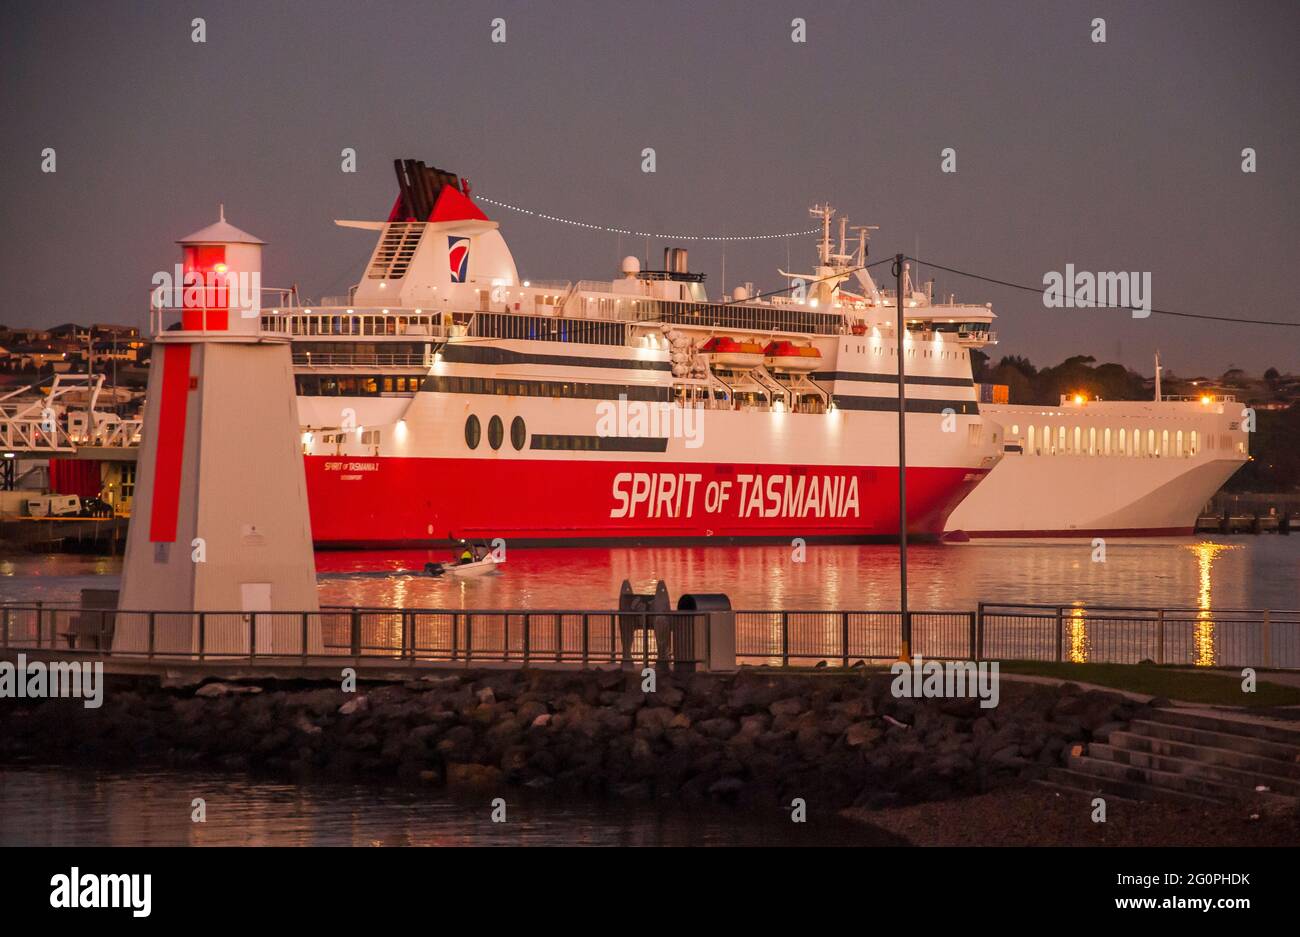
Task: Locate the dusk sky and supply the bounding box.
[2,0,1296,376]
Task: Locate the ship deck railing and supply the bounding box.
[292,352,431,368]
[1161,394,1240,403]
[3,601,1298,671]
[151,300,999,349]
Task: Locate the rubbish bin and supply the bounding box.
[677,593,735,671]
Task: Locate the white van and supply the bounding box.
[24,495,81,517]
[48,495,82,516]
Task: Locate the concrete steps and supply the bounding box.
[1107,731,1300,782]
[1086,743,1300,797]
[1039,706,1300,809]
[1144,707,1300,747]
[1125,719,1300,763]
[1036,768,1217,806]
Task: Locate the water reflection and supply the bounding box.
[1067,605,1088,663]
[3,537,1296,614]
[1188,541,1237,667]
[0,767,896,847]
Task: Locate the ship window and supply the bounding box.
[1026,425,1035,453]
[511,416,526,451]
[1176,430,1184,457]
[1118,428,1126,455]
[488,415,504,450]
[1057,426,1065,453]
[1147,429,1156,456]
[1072,426,1081,452]
[465,415,481,449]
[1161,430,1169,457]
[1190,430,1198,455]
[1103,427,1111,455]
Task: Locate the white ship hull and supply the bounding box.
[945,399,1249,537]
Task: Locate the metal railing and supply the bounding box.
[734,605,1300,669]
[0,605,707,669]
[735,610,975,666]
[274,312,451,339]
[292,352,431,368]
[3,602,1298,671]
[977,603,1300,670]
[148,304,295,338]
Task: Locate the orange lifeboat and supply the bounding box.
[763,340,822,372]
[701,336,765,369]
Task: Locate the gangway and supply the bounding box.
[0,375,142,455]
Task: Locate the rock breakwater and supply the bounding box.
[0,668,1149,810]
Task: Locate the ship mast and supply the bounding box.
[811,203,835,266]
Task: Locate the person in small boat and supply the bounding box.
[459,545,474,564]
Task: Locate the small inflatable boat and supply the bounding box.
[424,556,501,578]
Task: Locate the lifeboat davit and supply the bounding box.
[701,336,765,369]
[763,340,822,372]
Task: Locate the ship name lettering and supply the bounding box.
[610,471,859,519]
[610,472,701,519]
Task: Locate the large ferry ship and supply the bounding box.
[265,159,1003,546]
[944,379,1250,538]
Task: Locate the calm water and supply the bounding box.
[2,540,1296,845]
[2,537,1298,611]
[0,766,894,846]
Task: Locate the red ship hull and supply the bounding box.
[304,455,987,547]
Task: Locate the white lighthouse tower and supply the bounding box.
[114,211,320,657]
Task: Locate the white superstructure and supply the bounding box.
[945,391,1250,537]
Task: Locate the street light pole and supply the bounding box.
[895,254,910,660]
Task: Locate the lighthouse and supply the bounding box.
[114,210,320,657]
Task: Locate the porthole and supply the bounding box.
[510,416,526,451]
[488,415,504,450]
[464,415,481,449]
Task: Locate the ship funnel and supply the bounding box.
[663,247,689,274]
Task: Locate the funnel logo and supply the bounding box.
[448,236,470,283]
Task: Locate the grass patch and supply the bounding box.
[999,660,1300,708]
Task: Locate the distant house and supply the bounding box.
[0,328,49,345]
[91,323,140,339]
[91,341,137,362]
[48,322,90,341]
[8,344,68,370]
